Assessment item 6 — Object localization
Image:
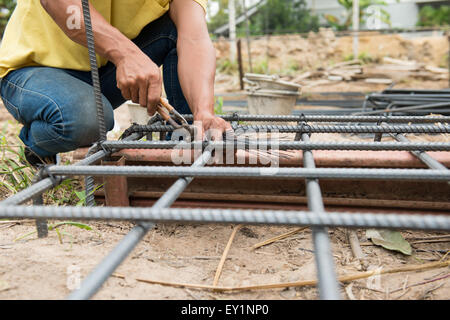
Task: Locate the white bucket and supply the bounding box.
[247,89,299,116]
[243,73,302,92]
[127,102,150,125]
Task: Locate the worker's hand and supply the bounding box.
[115,50,162,116]
[194,111,233,141]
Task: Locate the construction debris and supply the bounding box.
[289,57,448,88]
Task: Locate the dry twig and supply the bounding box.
[112,260,450,293]
[251,227,307,251]
[213,225,242,286]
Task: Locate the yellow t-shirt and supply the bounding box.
[0,0,207,78]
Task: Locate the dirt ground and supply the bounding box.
[214,29,449,72]
[0,30,449,300]
[1,94,449,300]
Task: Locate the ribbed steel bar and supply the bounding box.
[45,166,450,181]
[67,150,212,300]
[353,102,450,116]
[369,93,450,99]
[0,133,141,206]
[81,0,107,142]
[31,173,47,238]
[102,140,450,152]
[234,124,450,134]
[392,134,448,171]
[84,144,101,207]
[301,133,340,300]
[1,206,448,231]
[181,114,450,123]
[125,124,450,134]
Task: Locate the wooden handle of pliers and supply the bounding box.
[159,97,174,113]
[156,104,171,121]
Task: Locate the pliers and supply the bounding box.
[157,97,190,131]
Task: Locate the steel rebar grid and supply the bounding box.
[102,140,450,152]
[123,124,450,134]
[181,114,450,123]
[44,166,450,181]
[0,207,449,231]
[301,133,340,299]
[67,150,212,300]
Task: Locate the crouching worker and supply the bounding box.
[0,0,230,167]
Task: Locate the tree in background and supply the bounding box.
[247,0,319,35]
[208,0,319,36]
[417,5,450,27]
[207,0,232,35]
[0,0,16,36]
[324,0,391,31]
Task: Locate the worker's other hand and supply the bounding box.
[115,51,162,115]
[194,112,233,141]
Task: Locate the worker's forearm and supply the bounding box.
[40,0,138,65]
[177,38,217,119]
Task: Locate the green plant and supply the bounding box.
[286,59,300,73]
[0,125,35,194]
[417,5,450,27]
[208,0,320,36]
[217,58,238,75]
[440,53,449,69]
[343,51,373,64]
[0,0,16,36]
[246,0,320,35]
[324,0,392,31]
[14,221,99,249]
[45,179,104,207]
[214,96,224,115]
[252,59,269,74]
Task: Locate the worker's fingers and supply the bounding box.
[119,86,132,101]
[211,118,233,141]
[193,120,204,142]
[130,86,139,105]
[146,80,161,117]
[206,128,223,142]
[138,80,149,108]
[199,117,233,142]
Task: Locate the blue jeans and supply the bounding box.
[0,13,190,157]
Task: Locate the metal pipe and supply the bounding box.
[45,166,450,181]
[301,133,340,300]
[102,140,450,152]
[67,150,212,300]
[0,206,448,231]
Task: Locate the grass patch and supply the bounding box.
[217,58,239,75]
[344,51,374,64]
[0,120,89,206]
[14,221,101,249]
